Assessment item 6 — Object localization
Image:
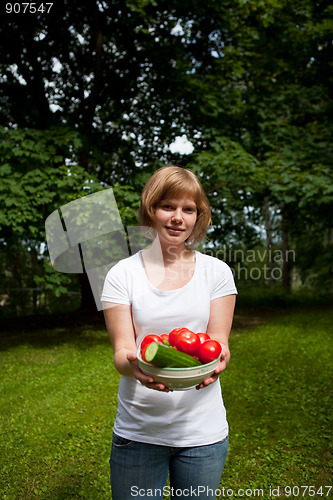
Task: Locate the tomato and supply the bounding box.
[175,330,201,356]
[199,340,222,364]
[141,334,162,352]
[160,334,169,342]
[197,332,211,344]
[141,344,149,362]
[168,327,188,346]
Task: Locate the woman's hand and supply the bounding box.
[103,304,170,392]
[127,352,172,393]
[195,344,230,390]
[196,294,235,390]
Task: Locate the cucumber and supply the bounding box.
[145,342,202,368]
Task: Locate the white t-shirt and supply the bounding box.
[101,250,237,447]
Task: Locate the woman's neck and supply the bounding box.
[145,238,194,267]
[141,239,196,291]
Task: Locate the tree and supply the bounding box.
[0,126,141,313]
[1,0,332,313]
[1,0,233,178]
[188,0,333,292]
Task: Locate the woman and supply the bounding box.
[101,166,237,499]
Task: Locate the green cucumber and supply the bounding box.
[145,342,202,368]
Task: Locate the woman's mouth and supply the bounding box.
[165,226,185,234]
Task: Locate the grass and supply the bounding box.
[0,307,332,499]
[222,306,333,498]
[0,320,119,499]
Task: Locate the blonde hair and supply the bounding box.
[139,166,211,248]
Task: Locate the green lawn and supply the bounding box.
[0,307,332,499]
[222,307,333,498]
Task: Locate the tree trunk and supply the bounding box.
[281,203,291,293]
[263,195,274,287]
[79,273,97,312]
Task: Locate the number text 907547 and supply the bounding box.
[5,3,53,14]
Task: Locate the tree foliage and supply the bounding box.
[0,126,140,313]
[0,0,332,313]
[188,0,333,290]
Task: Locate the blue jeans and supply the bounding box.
[110,432,229,500]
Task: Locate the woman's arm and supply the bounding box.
[102,302,170,392]
[196,294,236,390]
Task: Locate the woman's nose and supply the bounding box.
[171,209,183,221]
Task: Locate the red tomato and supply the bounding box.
[199,340,222,364]
[168,327,188,347]
[141,334,162,352]
[141,345,149,362]
[197,332,211,344]
[175,330,201,356]
[160,334,169,342]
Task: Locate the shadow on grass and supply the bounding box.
[0,310,108,352]
[0,304,277,351]
[1,302,331,351]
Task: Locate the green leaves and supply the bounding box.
[0,127,99,236]
[0,0,332,304]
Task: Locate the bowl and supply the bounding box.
[137,349,221,390]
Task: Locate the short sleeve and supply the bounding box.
[210,259,238,300]
[101,261,131,305]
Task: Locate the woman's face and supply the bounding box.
[152,195,197,248]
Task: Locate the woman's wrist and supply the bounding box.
[218,342,230,364]
[114,349,137,377]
